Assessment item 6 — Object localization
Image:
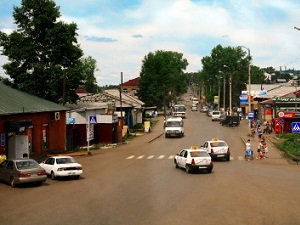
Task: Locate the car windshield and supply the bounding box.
[56,157,76,164]
[210,142,227,147]
[174,106,185,112]
[16,160,40,169]
[189,151,209,157]
[166,121,181,127]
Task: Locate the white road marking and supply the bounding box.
[126,155,135,159]
[157,155,165,159]
[168,155,175,159]
[147,155,155,159]
[137,155,144,159]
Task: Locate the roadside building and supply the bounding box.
[0,83,68,158]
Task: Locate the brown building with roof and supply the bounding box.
[120,77,140,93]
[0,83,68,158]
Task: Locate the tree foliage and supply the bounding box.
[137,50,189,108]
[199,44,264,108]
[79,56,99,93]
[0,0,83,103]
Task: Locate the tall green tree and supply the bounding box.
[80,56,99,93]
[200,44,263,108]
[0,0,83,103]
[137,50,188,108]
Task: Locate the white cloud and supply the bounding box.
[1,0,300,85]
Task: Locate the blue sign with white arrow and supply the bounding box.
[291,122,300,133]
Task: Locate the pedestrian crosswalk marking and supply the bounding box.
[125,155,252,160]
[238,156,244,161]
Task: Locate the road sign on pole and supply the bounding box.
[248,111,254,121]
[291,122,300,133]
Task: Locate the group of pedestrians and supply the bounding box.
[245,128,269,161]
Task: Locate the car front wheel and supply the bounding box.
[226,155,230,161]
[174,160,179,168]
[185,165,191,173]
[10,177,16,188]
[51,171,56,180]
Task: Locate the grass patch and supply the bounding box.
[275,133,300,160]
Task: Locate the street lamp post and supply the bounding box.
[219,71,226,112]
[240,46,251,129]
[240,46,251,114]
[224,65,232,115]
[218,76,221,110]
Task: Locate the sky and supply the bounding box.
[0,0,300,86]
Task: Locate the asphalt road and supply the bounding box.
[1,103,300,225]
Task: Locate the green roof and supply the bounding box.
[0,83,69,116]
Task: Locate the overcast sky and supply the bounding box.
[0,0,300,86]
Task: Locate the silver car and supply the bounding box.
[0,159,47,187]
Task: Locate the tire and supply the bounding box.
[207,168,212,173]
[10,177,16,188]
[185,165,191,173]
[165,134,168,138]
[51,171,56,180]
[226,155,230,161]
[174,160,179,168]
[73,175,80,180]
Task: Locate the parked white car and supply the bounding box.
[39,156,83,180]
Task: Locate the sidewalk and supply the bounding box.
[239,119,290,165]
[129,115,165,143]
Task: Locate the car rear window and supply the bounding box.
[211,141,227,147]
[56,157,76,164]
[16,160,39,169]
[189,151,209,157]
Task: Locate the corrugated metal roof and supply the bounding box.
[0,82,69,116]
[77,89,144,108]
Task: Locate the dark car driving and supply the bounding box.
[221,115,240,126]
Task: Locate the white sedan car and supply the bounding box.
[39,156,83,180]
[200,138,230,161]
[174,146,213,173]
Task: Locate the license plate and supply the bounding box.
[217,155,224,157]
[170,134,176,136]
[68,172,75,175]
[199,166,206,169]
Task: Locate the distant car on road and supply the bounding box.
[221,115,240,126]
[200,138,230,161]
[0,159,47,187]
[191,104,198,111]
[39,156,83,180]
[200,105,209,112]
[211,111,221,121]
[206,109,213,117]
[174,146,213,173]
[219,114,226,124]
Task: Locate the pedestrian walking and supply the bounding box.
[245,139,252,161]
[256,139,266,159]
[257,126,263,139]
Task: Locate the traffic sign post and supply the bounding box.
[291,122,300,164]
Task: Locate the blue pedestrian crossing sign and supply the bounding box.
[89,115,97,124]
[291,122,300,133]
